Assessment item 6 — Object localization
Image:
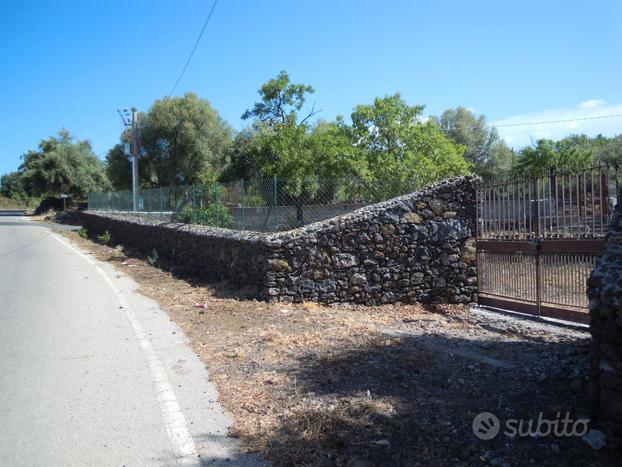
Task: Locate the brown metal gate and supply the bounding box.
[476,166,618,324]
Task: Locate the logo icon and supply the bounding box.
[473,412,501,440]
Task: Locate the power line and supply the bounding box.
[168,0,219,97]
[0,110,115,115]
[492,113,622,128]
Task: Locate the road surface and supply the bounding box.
[0,214,259,466]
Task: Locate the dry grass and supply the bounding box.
[27,210,56,222]
[0,197,27,210]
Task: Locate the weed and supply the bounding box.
[97,230,111,245]
[147,248,159,267]
[78,227,88,239]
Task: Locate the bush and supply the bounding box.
[175,203,234,228]
[78,227,88,239]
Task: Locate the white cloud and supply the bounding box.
[492,100,622,148]
[580,99,605,109]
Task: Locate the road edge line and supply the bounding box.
[51,233,200,466]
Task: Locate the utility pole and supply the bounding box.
[131,107,139,212]
[118,107,140,212]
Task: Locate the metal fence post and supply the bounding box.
[214,184,220,227]
[273,176,278,228]
[172,188,176,221]
[160,187,163,219]
[192,185,197,224]
[240,179,245,230]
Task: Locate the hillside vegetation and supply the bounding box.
[0,196,26,210]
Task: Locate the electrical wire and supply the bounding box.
[492,113,622,128]
[168,0,219,97]
[436,113,622,135]
[0,110,115,115]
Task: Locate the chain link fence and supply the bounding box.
[88,177,416,232]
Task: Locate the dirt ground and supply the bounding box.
[58,228,618,466]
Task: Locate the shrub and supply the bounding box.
[175,203,234,228]
[78,227,88,239]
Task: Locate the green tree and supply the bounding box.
[218,128,259,182]
[0,171,27,199]
[18,130,110,200]
[241,70,318,125]
[139,93,233,186]
[571,134,622,165]
[483,143,514,179]
[229,71,363,226]
[434,106,513,179]
[105,144,132,190]
[350,94,471,195]
[511,138,593,176]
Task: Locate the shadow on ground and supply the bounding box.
[102,242,260,299]
[247,332,617,466]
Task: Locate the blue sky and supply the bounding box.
[1,0,621,176]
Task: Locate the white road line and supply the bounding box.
[51,233,200,466]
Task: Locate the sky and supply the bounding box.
[1,0,621,176]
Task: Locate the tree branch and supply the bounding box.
[300,103,323,125]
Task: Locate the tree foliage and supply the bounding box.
[226,80,471,225]
[1,130,110,201]
[511,137,595,177]
[139,93,233,186]
[434,106,512,179]
[105,144,132,191]
[241,70,318,125]
[566,134,622,166]
[226,72,363,225]
[350,94,471,195]
[233,70,357,184]
[0,171,27,200]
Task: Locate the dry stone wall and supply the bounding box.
[588,201,622,428]
[79,175,480,305]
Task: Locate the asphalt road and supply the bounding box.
[0,214,260,466]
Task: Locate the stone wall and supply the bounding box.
[78,214,272,289]
[588,201,622,428]
[79,175,480,305]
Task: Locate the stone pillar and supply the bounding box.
[587,200,622,428]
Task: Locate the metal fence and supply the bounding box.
[477,165,619,240]
[476,165,619,324]
[88,177,416,232]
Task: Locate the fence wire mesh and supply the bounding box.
[88,177,416,232]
